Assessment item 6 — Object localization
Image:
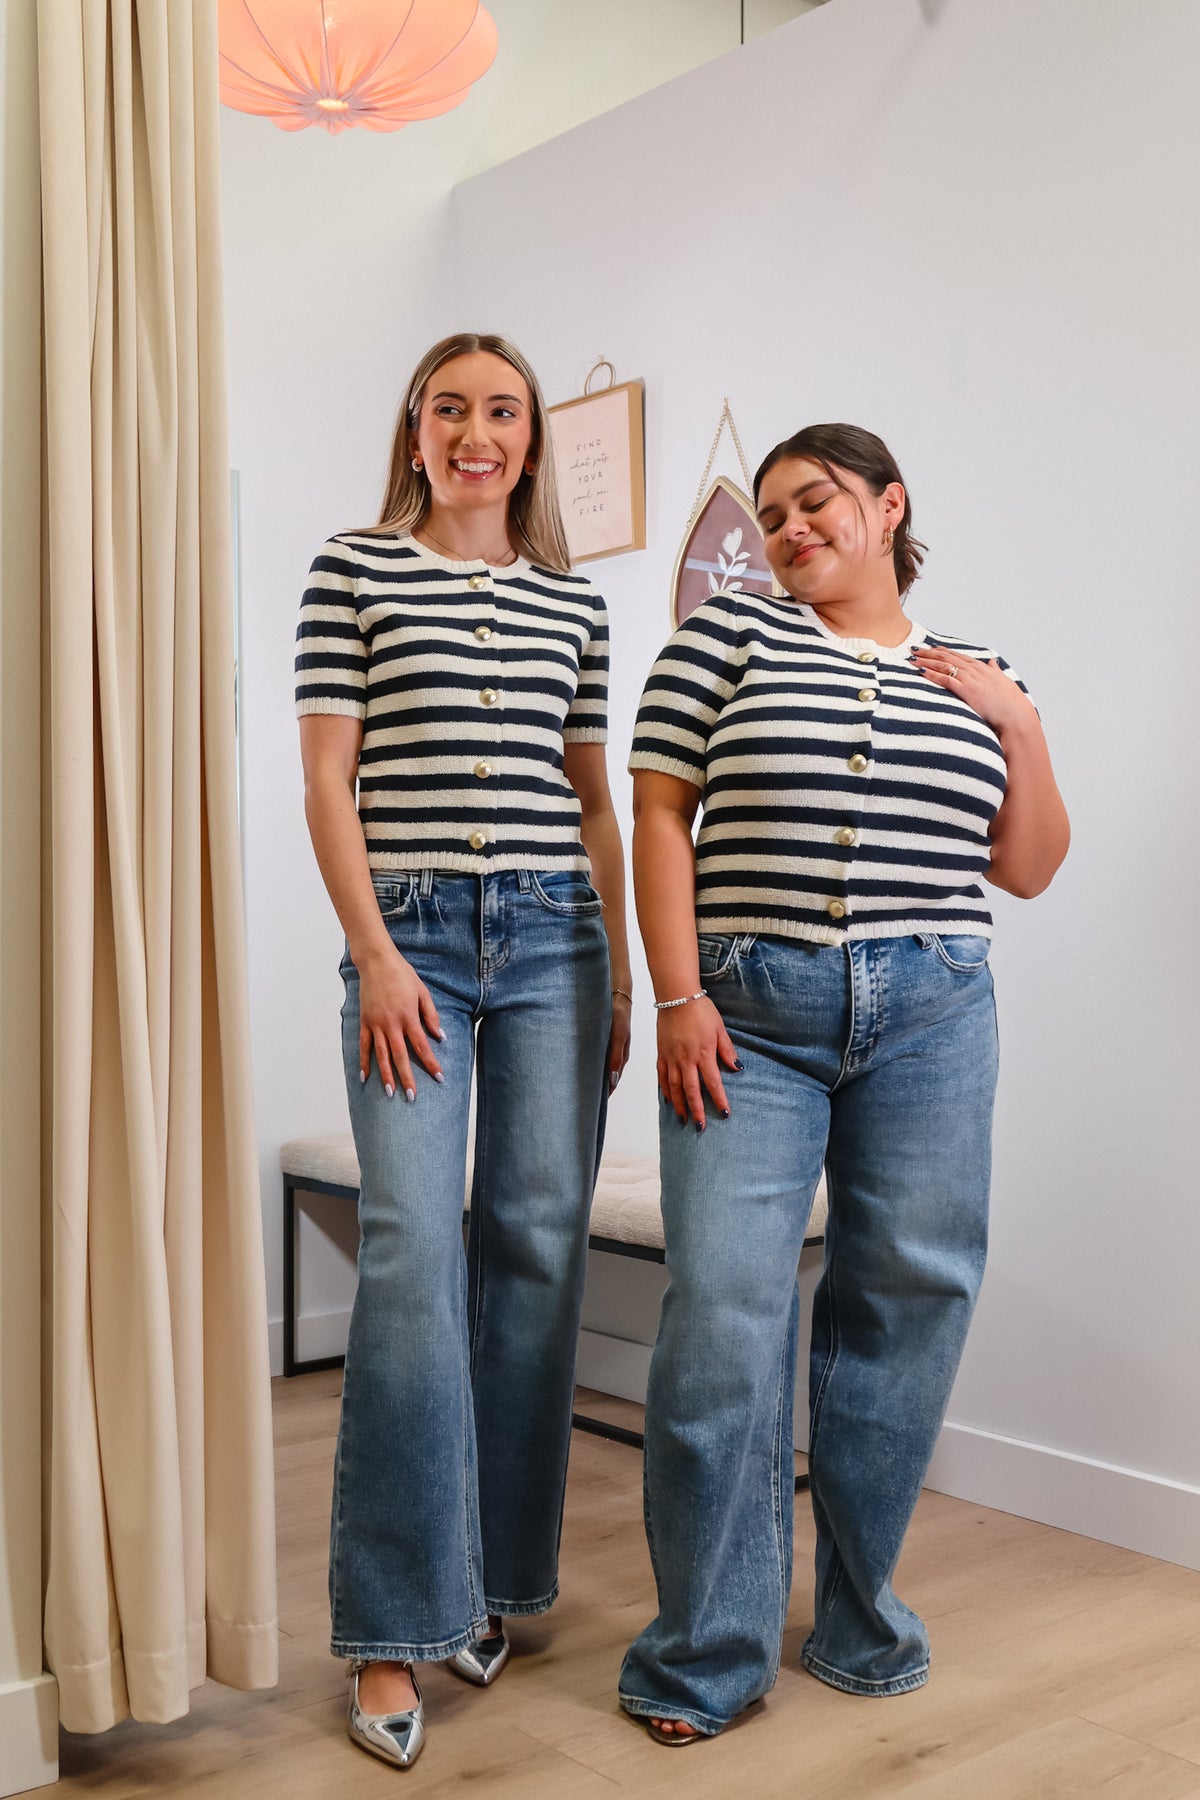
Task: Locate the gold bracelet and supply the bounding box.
[611,987,633,1003]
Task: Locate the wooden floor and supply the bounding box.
[51,1370,1200,1799]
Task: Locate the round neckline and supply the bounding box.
[401,530,528,577]
[797,603,925,661]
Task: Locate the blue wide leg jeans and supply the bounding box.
[620,931,998,1731]
[329,869,611,1662]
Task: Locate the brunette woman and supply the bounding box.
[297,333,632,1769]
[619,424,1068,1741]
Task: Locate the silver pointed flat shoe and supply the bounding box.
[447,1625,510,1687]
[346,1660,426,1769]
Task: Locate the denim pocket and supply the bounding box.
[370,872,416,919]
[929,934,991,973]
[530,870,603,914]
[697,933,748,980]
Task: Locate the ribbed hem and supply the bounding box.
[694,915,995,947]
[367,852,592,874]
[562,727,609,744]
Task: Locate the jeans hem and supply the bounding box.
[484,1583,558,1617]
[331,1617,490,1663]
[800,1649,930,1697]
[618,1695,724,1736]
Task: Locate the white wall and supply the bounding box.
[451,0,1200,1564]
[221,0,815,1368]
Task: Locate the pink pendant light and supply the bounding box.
[218,0,498,136]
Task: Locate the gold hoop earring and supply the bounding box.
[883,527,895,551]
[411,458,423,473]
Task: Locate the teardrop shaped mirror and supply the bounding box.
[670,476,781,627]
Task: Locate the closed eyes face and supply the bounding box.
[414,352,535,513]
[757,456,897,600]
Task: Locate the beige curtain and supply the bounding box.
[37,0,277,1732]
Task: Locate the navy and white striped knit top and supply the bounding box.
[628,588,1026,945]
[295,532,608,873]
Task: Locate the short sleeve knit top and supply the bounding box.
[628,588,1027,946]
[296,531,608,873]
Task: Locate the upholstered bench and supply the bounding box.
[279,1133,828,1488]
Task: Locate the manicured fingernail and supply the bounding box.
[721,1108,731,1119]
[732,1059,744,1072]
[694,1121,705,1133]
[609,1071,620,1091]
[434,1072,444,1084]
[359,1070,367,1084]
[384,1083,395,1098]
[404,1087,416,1103]
[436,1028,447,1041]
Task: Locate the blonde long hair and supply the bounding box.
[361,333,572,573]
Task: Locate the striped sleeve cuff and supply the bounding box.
[296,694,367,719]
[628,749,704,786]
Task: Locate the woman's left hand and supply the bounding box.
[910,647,1038,736]
[607,992,632,1094]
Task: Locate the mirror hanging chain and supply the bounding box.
[687,399,755,527]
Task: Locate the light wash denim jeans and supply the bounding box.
[619,931,998,1732]
[329,869,611,1663]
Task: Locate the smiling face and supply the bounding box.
[757,456,904,605]
[413,351,535,518]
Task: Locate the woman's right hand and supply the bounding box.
[355,942,444,1100]
[657,997,739,1129]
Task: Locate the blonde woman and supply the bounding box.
[297,334,631,1769]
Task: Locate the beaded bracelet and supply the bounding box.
[653,992,706,1011]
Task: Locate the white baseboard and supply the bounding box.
[270,1318,1200,1571]
[926,1422,1200,1572]
[0,1674,58,1796]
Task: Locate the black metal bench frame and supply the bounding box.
[282,1171,815,1493]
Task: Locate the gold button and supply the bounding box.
[468,830,487,851]
[827,900,848,920]
[474,761,492,779]
[468,575,487,591]
[474,624,493,641]
[858,688,877,702]
[857,651,875,664]
[848,753,868,773]
[479,688,498,706]
[835,827,857,847]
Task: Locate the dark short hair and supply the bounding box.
[753,423,926,594]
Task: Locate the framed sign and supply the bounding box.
[547,378,646,564]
